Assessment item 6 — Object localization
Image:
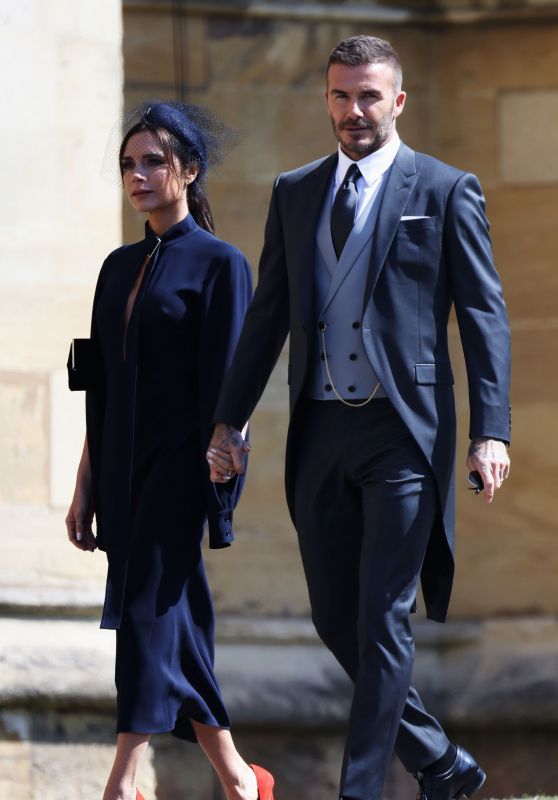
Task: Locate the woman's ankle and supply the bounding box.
[221,763,258,799]
[103,780,137,800]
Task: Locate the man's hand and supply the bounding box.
[466,437,510,504]
[207,423,249,483]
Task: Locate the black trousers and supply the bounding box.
[293,399,449,800]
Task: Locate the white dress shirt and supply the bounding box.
[332,132,401,220]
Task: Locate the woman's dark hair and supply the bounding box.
[119,120,215,234]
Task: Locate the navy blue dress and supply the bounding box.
[85,214,252,740]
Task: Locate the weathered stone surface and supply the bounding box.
[0,0,122,510]
[0,738,156,800]
[0,375,49,505]
[2,614,558,727]
[487,186,558,322]
[49,369,87,508]
[436,26,558,93]
[500,90,558,184]
[433,90,499,182]
[0,740,32,800]
[0,505,106,614]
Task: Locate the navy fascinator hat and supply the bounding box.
[103,99,238,183]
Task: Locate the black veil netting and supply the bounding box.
[101,99,239,185]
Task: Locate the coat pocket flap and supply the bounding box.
[415,362,454,385]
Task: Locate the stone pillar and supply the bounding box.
[0,0,122,601]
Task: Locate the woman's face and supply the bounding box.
[120,130,196,215]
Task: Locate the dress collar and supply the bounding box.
[144,213,198,248]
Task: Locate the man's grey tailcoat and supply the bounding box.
[215,142,511,622]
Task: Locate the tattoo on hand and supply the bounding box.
[215,424,242,451]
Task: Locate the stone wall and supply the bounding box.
[122,0,558,619]
[0,0,123,511]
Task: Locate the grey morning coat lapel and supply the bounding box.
[317,188,377,314]
[362,142,418,312]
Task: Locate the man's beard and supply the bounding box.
[332,110,394,157]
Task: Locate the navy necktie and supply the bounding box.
[330,163,361,259]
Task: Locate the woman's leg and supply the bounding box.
[191,720,258,800]
[103,732,150,800]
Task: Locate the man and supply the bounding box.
[207,36,511,800]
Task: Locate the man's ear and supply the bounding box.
[393,91,406,118]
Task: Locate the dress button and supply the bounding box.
[325,384,332,392]
[349,353,357,361]
[318,320,325,331]
[320,353,326,360]
[348,385,356,393]
[352,321,360,329]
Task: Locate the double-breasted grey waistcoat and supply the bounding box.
[307,174,389,400]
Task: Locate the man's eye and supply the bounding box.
[120,162,134,171]
[146,157,165,166]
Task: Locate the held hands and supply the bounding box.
[65,484,97,552]
[207,423,250,483]
[466,437,510,504]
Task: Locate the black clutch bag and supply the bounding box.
[67,338,101,391]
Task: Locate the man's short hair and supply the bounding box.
[326,35,403,92]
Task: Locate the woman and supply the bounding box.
[66,101,274,800]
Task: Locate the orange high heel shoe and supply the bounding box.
[136,791,145,800]
[250,764,275,800]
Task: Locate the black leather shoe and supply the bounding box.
[414,747,486,800]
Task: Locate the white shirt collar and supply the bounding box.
[335,131,400,189]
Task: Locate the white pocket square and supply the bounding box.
[400,215,432,220]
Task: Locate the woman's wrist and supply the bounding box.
[74,468,92,498]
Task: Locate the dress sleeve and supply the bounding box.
[85,258,109,547]
[197,248,253,548]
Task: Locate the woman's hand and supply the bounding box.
[66,437,97,551]
[66,485,97,551]
[207,423,250,483]
[206,445,235,482]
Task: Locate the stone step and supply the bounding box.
[2,614,558,727]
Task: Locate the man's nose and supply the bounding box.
[346,99,364,118]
